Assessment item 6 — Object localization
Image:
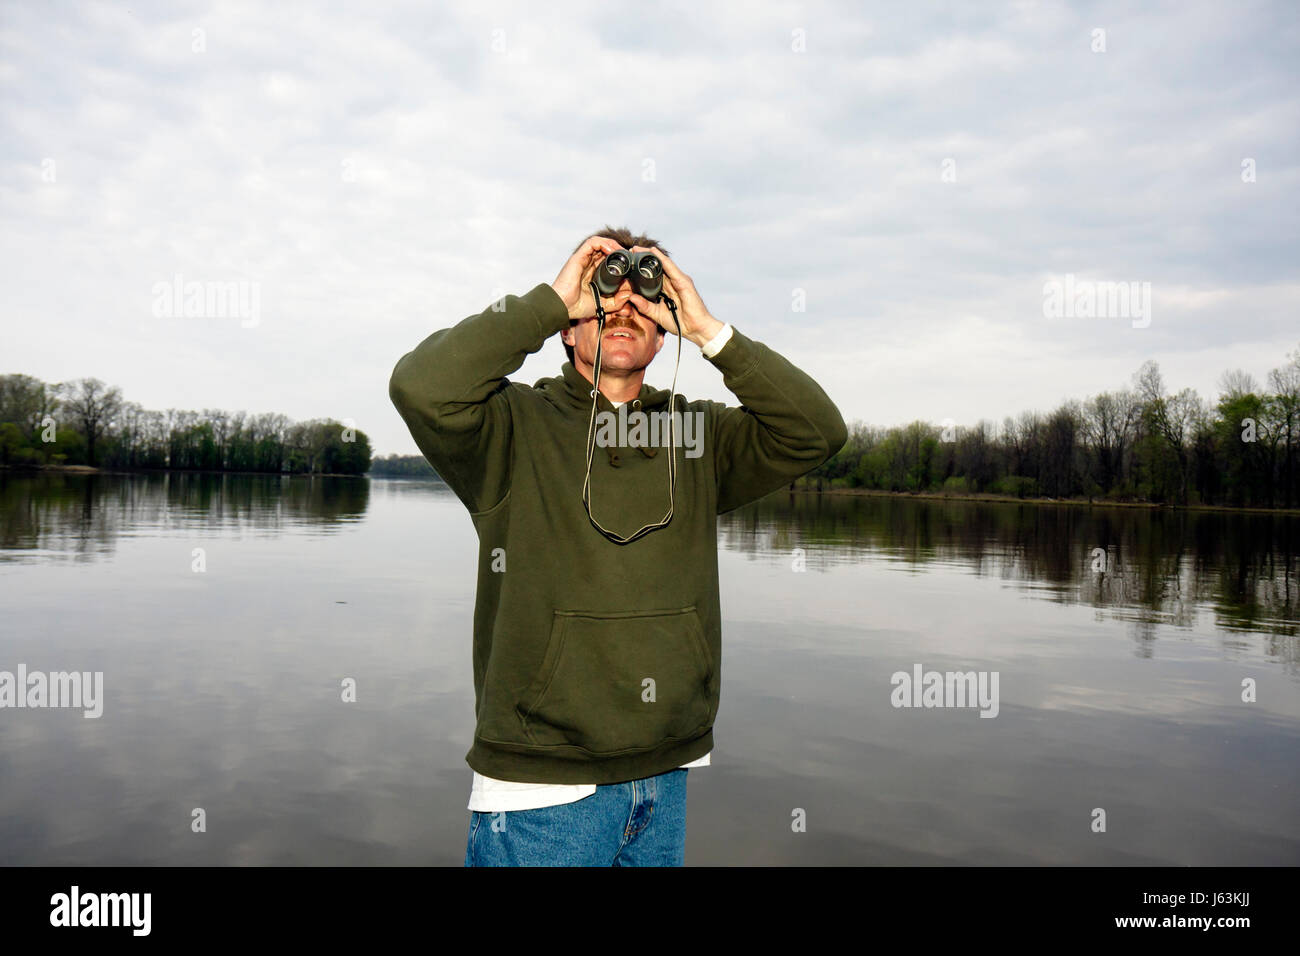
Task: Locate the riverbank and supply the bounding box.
[0,463,366,479]
[811,484,1300,516]
[8,464,1299,515]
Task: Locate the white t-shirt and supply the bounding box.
[468,324,733,812]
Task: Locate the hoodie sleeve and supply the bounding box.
[388,282,571,515]
[701,328,848,515]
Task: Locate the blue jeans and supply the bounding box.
[464,768,688,866]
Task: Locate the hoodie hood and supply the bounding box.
[534,361,675,462]
[537,361,676,415]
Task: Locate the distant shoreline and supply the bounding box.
[0,463,366,479]
[812,485,1300,516]
[7,463,1299,515]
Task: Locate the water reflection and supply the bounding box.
[0,472,370,564]
[0,475,1296,865]
[723,493,1300,647]
[6,477,1297,642]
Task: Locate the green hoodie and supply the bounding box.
[389,281,847,784]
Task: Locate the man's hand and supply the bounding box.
[550,235,631,321]
[625,247,725,349]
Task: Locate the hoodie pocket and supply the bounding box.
[517,605,713,755]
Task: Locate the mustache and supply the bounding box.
[601,310,643,333]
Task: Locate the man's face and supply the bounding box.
[562,248,665,373]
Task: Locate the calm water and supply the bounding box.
[1,472,1297,865]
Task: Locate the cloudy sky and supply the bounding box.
[2,0,1297,456]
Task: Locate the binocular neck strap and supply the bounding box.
[581,279,682,545]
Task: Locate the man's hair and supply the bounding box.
[564,225,670,365]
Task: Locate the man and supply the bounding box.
[388,226,847,866]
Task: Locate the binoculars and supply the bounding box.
[592,249,664,301]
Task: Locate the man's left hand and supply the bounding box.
[625,246,725,349]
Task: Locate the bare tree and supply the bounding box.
[1266,344,1300,507]
[59,378,122,467]
[1133,359,1164,406]
[117,401,146,467]
[956,418,996,491]
[166,408,199,468]
[1011,410,1043,481]
[1218,368,1259,401]
[1083,389,1137,493]
[142,409,168,465]
[1041,400,1083,497]
[1156,388,1207,504]
[205,408,230,470]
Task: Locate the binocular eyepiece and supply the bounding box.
[593,249,664,301]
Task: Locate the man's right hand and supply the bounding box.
[550,235,630,321]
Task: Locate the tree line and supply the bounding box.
[808,347,1300,510]
[368,454,439,477]
[0,374,372,475]
[369,345,1300,509]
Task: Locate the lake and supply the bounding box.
[1,472,1296,865]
